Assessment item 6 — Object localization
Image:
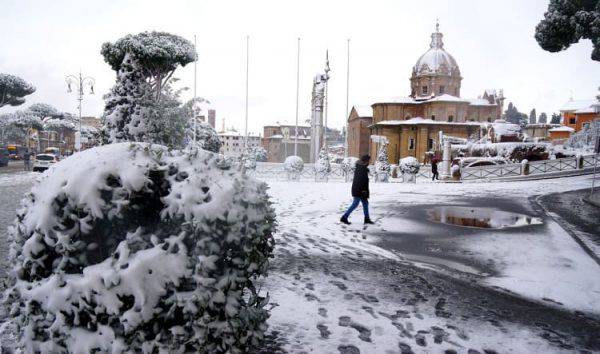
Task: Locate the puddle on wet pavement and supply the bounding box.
[428,206,543,229]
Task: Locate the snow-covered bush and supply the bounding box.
[284,155,304,181]
[341,157,359,180]
[375,142,391,182]
[399,156,420,174]
[186,119,222,153]
[452,142,550,162]
[315,149,331,182]
[400,156,420,183]
[5,142,276,353]
[248,146,268,162]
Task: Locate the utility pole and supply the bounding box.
[294,37,300,156]
[66,71,95,152]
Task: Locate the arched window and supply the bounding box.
[487,117,492,122]
[448,115,454,122]
[431,115,436,120]
[422,86,428,95]
[405,115,411,120]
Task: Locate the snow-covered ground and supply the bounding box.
[263,175,600,353]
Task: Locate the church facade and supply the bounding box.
[347,24,505,163]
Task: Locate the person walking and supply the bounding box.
[431,157,439,181]
[340,154,374,225]
[23,149,31,171]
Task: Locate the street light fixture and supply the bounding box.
[66,71,95,151]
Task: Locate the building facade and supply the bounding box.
[219,130,260,157]
[262,124,311,162]
[347,106,373,158]
[560,99,600,132]
[347,23,505,163]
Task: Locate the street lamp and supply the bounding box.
[66,71,95,151]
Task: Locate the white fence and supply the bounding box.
[460,154,599,180]
[249,154,600,182]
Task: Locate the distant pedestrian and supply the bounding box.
[23,150,31,171]
[431,157,439,181]
[340,154,374,225]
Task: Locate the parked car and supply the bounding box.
[33,154,58,172]
[44,147,61,159]
[0,148,9,167]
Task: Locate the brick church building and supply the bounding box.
[347,23,505,163]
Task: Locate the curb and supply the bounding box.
[532,194,600,267]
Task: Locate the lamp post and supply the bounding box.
[66,71,95,151]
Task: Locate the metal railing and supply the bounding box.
[460,163,522,180]
[528,157,578,175]
[248,154,600,182]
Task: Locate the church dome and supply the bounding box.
[413,24,460,77]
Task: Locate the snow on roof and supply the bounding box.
[373,95,496,106]
[574,106,599,114]
[468,98,496,106]
[560,99,597,112]
[549,126,575,132]
[374,117,484,126]
[353,105,373,117]
[426,94,470,103]
[491,120,521,138]
[372,96,418,105]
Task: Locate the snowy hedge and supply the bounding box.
[452,142,550,162]
[6,142,276,353]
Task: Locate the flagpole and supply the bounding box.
[344,38,350,158]
[294,37,300,156]
[193,34,197,145]
[244,35,249,150]
[324,50,330,154]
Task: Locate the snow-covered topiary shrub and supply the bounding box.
[315,149,331,182]
[284,155,304,181]
[375,142,391,182]
[248,146,268,162]
[5,142,276,353]
[341,157,359,180]
[399,156,420,183]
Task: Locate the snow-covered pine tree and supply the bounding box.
[529,108,537,124]
[0,73,35,108]
[538,112,548,124]
[375,141,391,182]
[101,32,196,145]
[550,113,561,124]
[535,0,600,61]
[102,53,153,143]
[6,143,276,353]
[186,119,222,153]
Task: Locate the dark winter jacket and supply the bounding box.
[351,161,369,199]
[431,161,438,173]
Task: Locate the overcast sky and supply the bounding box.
[1,0,599,134]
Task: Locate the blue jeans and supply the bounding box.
[343,197,369,218]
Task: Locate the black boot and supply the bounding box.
[364,217,375,224]
[340,216,351,225]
